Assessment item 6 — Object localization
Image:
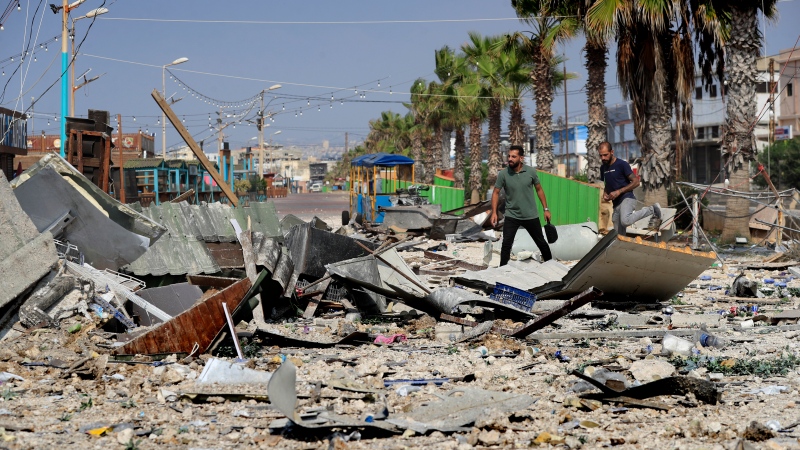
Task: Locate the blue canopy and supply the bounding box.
[350,152,414,168]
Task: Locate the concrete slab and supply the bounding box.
[0,172,58,308]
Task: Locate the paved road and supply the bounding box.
[270,191,350,222]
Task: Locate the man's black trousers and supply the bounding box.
[499,216,552,266]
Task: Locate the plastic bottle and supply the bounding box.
[693,329,728,349]
[661,333,694,356]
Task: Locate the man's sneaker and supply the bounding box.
[650,203,663,230]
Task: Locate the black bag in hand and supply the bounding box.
[544,220,558,244]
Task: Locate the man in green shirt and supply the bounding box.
[490,145,552,266]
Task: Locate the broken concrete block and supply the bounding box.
[629,359,676,382]
[0,171,59,309]
[12,155,166,271]
[669,313,724,329]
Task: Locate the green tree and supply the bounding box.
[511,0,579,173]
[450,61,489,204]
[435,47,470,189]
[755,139,800,191]
[365,111,414,155]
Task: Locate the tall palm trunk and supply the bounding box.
[584,40,607,183]
[487,99,503,187]
[721,6,760,243]
[424,132,437,184]
[454,127,466,189]
[532,47,555,172]
[469,116,483,204]
[508,99,526,147]
[640,90,672,207]
[411,128,424,182]
[441,126,452,170]
[431,125,444,177]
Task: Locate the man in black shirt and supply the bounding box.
[599,142,661,236]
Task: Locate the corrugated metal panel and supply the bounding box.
[124,201,282,276]
[123,158,164,169]
[536,171,601,226]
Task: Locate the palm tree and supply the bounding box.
[512,0,579,173]
[603,1,699,205]
[719,1,777,242]
[435,48,471,189]
[582,0,616,183]
[450,61,489,204]
[463,33,520,187]
[407,78,430,181]
[365,111,414,155]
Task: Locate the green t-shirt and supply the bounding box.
[495,165,541,220]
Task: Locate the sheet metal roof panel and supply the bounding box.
[239,202,281,238]
[553,235,716,302]
[454,259,570,292]
[208,202,237,242]
[123,158,164,169]
[124,234,219,276]
[182,203,220,242]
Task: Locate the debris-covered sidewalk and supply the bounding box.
[2,159,800,449]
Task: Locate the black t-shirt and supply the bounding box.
[600,158,636,207]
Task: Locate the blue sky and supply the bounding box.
[1,0,799,154]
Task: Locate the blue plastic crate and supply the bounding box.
[490,282,536,312]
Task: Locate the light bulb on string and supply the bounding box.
[390,87,392,95]
[378,81,381,87]
[318,106,320,112]
[282,104,285,110]
[307,99,310,106]
[133,116,136,122]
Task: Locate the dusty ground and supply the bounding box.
[2,233,800,449]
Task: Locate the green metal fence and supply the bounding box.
[382,171,599,224]
[384,179,465,213]
[535,171,601,225]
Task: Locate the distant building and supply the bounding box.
[0,107,27,180]
[22,131,154,172]
[775,48,799,139]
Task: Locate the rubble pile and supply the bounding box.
[3,160,800,449]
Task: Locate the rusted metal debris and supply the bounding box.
[114,277,252,356]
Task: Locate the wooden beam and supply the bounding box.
[150,89,238,207]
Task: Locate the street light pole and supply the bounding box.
[162,57,189,161]
[269,130,281,174]
[257,84,281,177]
[53,0,87,157]
[70,7,108,118]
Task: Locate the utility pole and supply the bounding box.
[345,132,349,154]
[117,113,125,203]
[769,58,775,174]
[258,91,264,179]
[563,59,569,178]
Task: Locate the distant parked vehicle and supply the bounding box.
[310,182,322,192]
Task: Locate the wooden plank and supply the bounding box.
[151,89,238,207]
[101,136,111,193]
